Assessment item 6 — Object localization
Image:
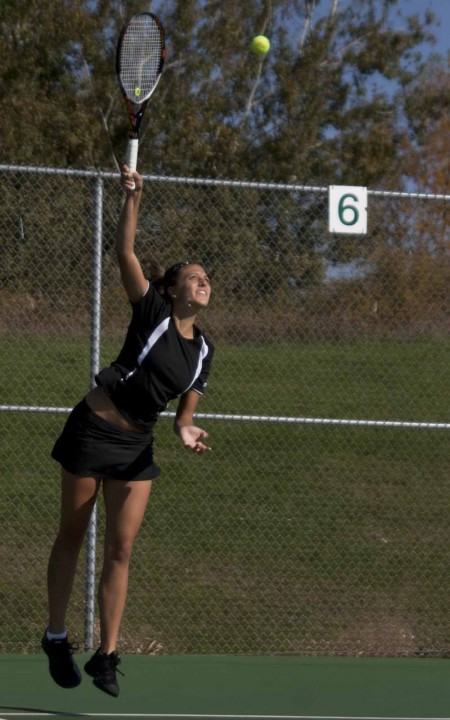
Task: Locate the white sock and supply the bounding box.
[46,629,67,640]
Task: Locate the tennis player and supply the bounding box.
[42,166,214,697]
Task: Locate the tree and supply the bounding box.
[1,0,447,324]
[402,57,450,195]
[0,0,445,185]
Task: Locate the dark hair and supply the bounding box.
[149,261,191,301]
[162,262,191,296]
[148,260,165,295]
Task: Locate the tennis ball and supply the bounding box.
[250,35,270,55]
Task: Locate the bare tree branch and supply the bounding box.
[298,0,317,54]
[82,56,121,172]
[238,0,273,134]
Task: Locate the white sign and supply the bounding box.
[328,185,368,234]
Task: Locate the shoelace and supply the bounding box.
[111,656,125,677]
[66,641,79,655]
[101,653,125,677]
[51,638,79,655]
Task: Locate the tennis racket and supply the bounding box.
[116,12,165,176]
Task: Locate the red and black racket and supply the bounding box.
[116,12,165,174]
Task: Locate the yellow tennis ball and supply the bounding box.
[251,35,270,55]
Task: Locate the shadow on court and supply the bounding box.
[1,654,450,720]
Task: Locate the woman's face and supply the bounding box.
[172,264,211,309]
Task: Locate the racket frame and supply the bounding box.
[116,11,165,171]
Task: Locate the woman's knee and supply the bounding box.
[104,537,134,565]
[55,522,88,552]
[58,471,99,548]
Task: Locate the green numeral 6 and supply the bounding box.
[338,193,359,226]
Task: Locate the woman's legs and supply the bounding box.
[97,478,152,653]
[47,469,100,633]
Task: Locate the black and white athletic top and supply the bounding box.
[95,282,214,430]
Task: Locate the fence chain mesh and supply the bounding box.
[0,165,449,656]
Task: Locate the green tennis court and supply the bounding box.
[1,655,450,720]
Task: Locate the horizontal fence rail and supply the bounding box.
[1,405,449,430]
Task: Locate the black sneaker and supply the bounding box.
[41,631,82,689]
[84,648,123,697]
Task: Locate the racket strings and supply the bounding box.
[120,17,163,101]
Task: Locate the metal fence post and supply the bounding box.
[84,174,104,651]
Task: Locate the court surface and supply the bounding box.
[1,655,450,720]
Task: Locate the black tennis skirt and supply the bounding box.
[51,399,160,481]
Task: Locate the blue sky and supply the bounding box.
[403,0,449,57]
[149,1,449,58]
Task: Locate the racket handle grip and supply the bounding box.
[126,138,139,172]
[125,139,138,190]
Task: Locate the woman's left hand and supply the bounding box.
[177,424,211,454]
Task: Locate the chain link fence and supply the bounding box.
[0,164,449,657]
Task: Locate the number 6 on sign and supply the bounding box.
[328,185,368,234]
